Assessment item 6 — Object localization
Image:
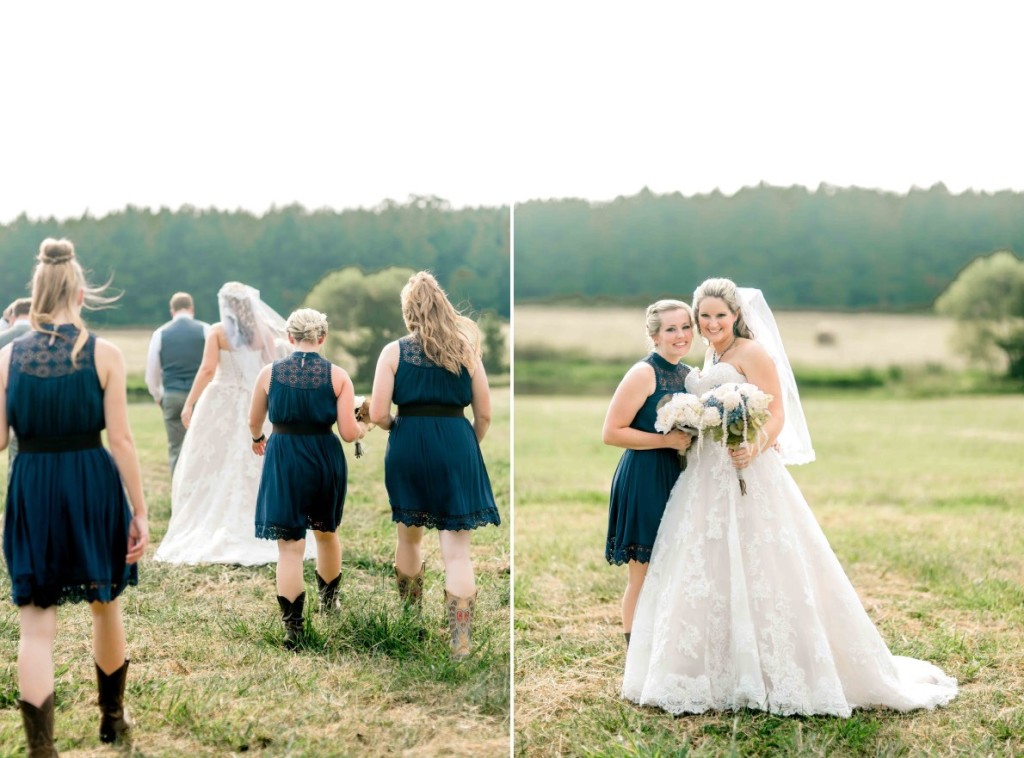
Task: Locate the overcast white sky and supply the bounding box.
[1,1,1020,222]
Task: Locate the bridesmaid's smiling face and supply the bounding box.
[653,309,693,362]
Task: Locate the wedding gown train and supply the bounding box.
[622,362,957,716]
[154,349,315,565]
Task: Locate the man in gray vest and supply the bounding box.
[145,292,209,474]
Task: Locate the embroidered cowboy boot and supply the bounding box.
[395,562,425,608]
[315,572,341,613]
[445,590,477,660]
[18,693,58,757]
[277,593,305,650]
[96,659,132,744]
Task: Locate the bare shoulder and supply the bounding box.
[94,336,125,359]
[620,359,656,391]
[331,363,351,383]
[379,340,401,365]
[734,338,770,364]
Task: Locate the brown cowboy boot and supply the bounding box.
[277,593,305,650]
[444,590,477,661]
[395,562,425,608]
[19,693,58,757]
[315,572,341,613]
[96,659,132,744]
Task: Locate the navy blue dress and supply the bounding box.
[606,353,691,565]
[385,336,500,530]
[255,352,346,541]
[3,325,138,607]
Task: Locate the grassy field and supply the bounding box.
[0,388,510,757]
[514,393,1024,756]
[515,305,967,371]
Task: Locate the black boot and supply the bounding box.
[19,693,58,757]
[315,572,341,613]
[624,632,631,647]
[277,593,305,649]
[96,659,132,744]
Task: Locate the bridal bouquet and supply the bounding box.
[700,382,773,495]
[654,394,714,469]
[354,395,373,458]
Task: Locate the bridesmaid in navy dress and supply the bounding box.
[602,300,694,646]
[0,239,148,754]
[249,308,364,648]
[370,272,500,660]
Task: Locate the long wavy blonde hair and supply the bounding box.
[29,238,118,365]
[401,271,479,375]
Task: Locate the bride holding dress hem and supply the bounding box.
[622,277,957,717]
[154,282,315,565]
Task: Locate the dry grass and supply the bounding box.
[515,305,966,370]
[0,389,510,757]
[514,393,1024,756]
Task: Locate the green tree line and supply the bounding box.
[0,197,510,324]
[515,184,1024,309]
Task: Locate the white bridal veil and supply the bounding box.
[737,287,816,465]
[217,282,289,365]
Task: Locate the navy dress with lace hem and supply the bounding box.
[255,352,346,541]
[3,325,138,607]
[385,336,500,531]
[606,352,691,565]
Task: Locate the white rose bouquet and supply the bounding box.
[654,393,704,469]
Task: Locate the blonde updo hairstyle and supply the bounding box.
[286,308,329,345]
[401,271,479,375]
[30,238,118,365]
[644,299,693,350]
[692,277,755,342]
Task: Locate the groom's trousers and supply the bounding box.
[161,390,189,475]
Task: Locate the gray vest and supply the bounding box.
[160,317,206,393]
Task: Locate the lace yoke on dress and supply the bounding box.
[644,353,690,394]
[12,327,95,378]
[399,335,440,368]
[271,352,330,390]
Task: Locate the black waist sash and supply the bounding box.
[18,432,103,453]
[397,404,465,418]
[272,423,333,435]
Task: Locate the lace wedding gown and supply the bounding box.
[154,349,315,565]
[622,361,957,716]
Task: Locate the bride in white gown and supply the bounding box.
[622,278,957,717]
[154,282,314,565]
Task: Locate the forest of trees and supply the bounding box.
[0,197,510,325]
[516,184,1024,310]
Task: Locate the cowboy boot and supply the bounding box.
[277,593,305,650]
[96,659,132,744]
[395,562,425,608]
[445,590,477,661]
[18,693,58,757]
[316,572,341,613]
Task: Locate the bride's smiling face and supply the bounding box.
[653,309,693,361]
[697,297,738,348]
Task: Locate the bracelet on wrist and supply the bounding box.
[252,433,266,444]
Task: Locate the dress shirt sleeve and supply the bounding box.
[145,328,164,402]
